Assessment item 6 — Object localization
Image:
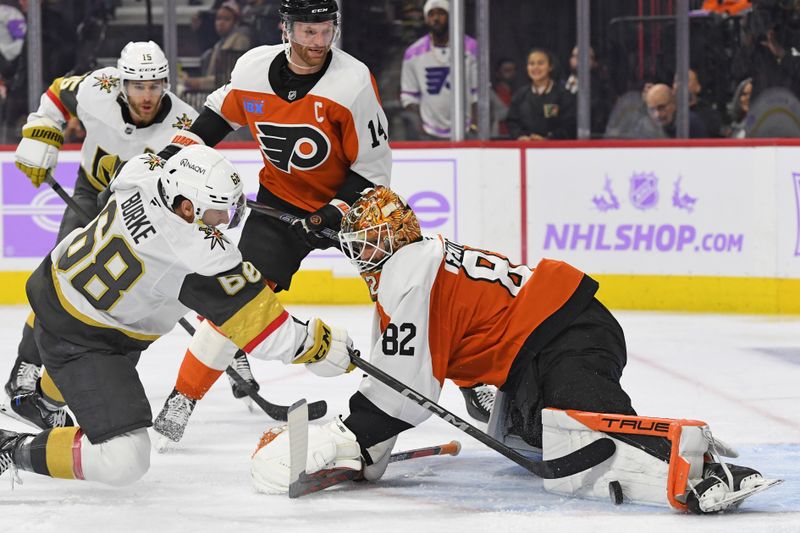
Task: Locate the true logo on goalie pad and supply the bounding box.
[255,123,331,174]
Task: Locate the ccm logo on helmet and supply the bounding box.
[179,158,207,175]
[256,122,331,173]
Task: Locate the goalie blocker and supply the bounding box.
[541,408,781,513]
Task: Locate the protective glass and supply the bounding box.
[123,79,167,98]
[286,19,339,48]
[201,194,247,229]
[339,222,393,273]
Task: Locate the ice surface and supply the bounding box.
[0,305,797,533]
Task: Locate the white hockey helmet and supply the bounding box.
[117,41,170,96]
[160,145,246,229]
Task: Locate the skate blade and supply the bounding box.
[152,432,180,454]
[703,479,783,512]
[241,397,256,414]
[0,399,42,431]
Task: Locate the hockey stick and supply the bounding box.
[45,173,325,422]
[348,350,616,479]
[246,200,340,242]
[288,436,463,498]
[288,399,309,499]
[177,319,327,421]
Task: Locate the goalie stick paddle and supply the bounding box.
[288,399,310,499]
[347,350,616,479]
[45,173,327,422]
[246,200,341,243]
[286,440,463,498]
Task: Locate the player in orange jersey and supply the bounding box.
[251,186,779,514]
[150,0,394,443]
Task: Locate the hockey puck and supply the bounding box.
[608,480,624,505]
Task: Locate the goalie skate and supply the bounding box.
[686,463,783,514]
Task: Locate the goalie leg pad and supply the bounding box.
[542,408,709,509]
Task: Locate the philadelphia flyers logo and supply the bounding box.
[256,122,331,173]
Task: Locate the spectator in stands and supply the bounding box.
[506,48,576,141]
[182,1,250,94]
[400,0,478,140]
[241,0,281,46]
[674,68,723,138]
[563,45,614,137]
[492,58,516,137]
[632,83,707,139]
[726,77,752,138]
[1,0,79,140]
[731,13,800,101]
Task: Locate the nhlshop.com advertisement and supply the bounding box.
[526,147,773,278]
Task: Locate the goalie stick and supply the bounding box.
[45,173,327,422]
[347,350,616,479]
[287,399,462,499]
[288,399,310,499]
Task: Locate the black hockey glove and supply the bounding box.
[290,201,348,250]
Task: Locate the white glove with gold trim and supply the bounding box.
[15,117,64,187]
[292,318,355,377]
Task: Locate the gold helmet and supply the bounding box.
[339,186,422,274]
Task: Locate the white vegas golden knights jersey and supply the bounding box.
[26,154,302,360]
[30,66,198,191]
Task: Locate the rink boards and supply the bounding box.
[0,140,799,313]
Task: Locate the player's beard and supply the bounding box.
[128,97,160,126]
[291,42,329,71]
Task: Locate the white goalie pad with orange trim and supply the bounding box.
[541,408,712,510]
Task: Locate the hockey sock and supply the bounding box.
[17,427,85,480]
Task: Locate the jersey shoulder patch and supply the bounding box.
[165,93,199,130]
[75,67,123,120]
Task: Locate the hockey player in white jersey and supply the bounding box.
[0,145,355,486]
[3,41,212,429]
[250,186,780,514]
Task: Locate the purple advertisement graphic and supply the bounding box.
[396,158,457,236]
[794,172,800,256]
[546,171,744,254]
[3,163,79,258]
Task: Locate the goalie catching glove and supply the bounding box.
[250,416,395,493]
[15,117,64,187]
[292,318,355,377]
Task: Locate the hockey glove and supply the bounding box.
[251,415,362,493]
[290,200,348,250]
[292,318,355,377]
[15,117,64,187]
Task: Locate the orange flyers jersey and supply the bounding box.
[205,45,392,211]
[357,236,587,427]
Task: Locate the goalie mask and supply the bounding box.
[339,186,422,282]
[117,41,170,102]
[160,145,246,229]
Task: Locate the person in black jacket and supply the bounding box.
[506,48,576,140]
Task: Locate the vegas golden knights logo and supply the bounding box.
[255,122,331,173]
